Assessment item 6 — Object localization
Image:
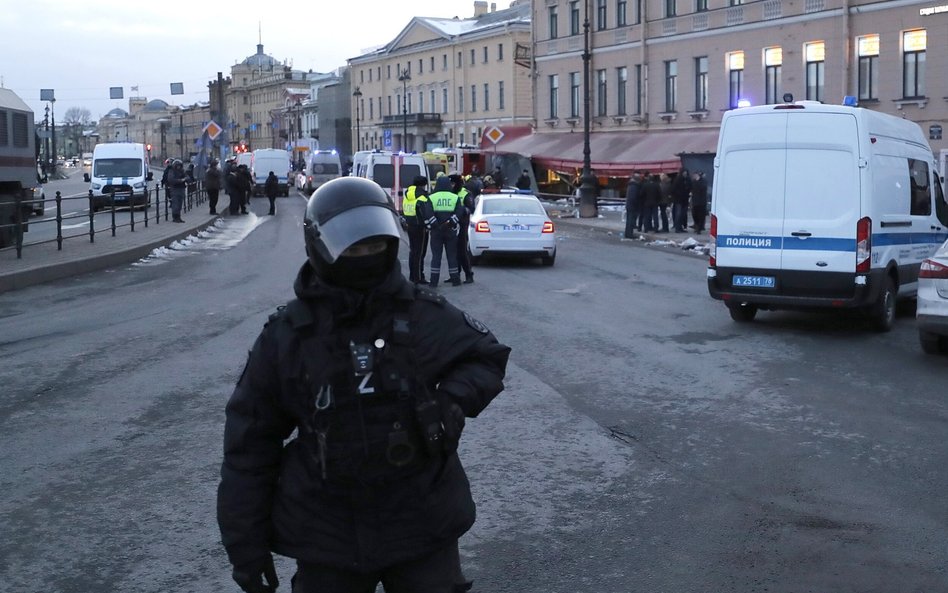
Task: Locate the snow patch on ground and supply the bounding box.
[132,214,266,266]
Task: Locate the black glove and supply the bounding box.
[439,395,466,453]
[232,555,279,593]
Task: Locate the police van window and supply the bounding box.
[400,164,422,181]
[374,164,395,187]
[909,158,932,216]
[934,172,948,226]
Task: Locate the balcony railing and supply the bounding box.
[380,112,443,126]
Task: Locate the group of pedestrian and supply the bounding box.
[624,168,708,239]
[402,172,481,288]
[161,158,194,223]
[221,157,251,216]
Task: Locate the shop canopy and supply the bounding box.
[489,128,719,176]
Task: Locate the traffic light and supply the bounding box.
[146,144,152,152]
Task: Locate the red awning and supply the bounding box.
[492,128,719,176]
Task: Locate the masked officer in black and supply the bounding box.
[217,176,511,593]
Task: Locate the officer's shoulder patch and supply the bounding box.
[463,311,490,334]
[415,287,446,305]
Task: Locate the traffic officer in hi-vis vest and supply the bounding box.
[402,175,430,285]
[418,175,464,287]
[450,174,476,284]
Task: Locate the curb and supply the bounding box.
[0,218,221,294]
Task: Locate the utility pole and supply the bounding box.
[50,98,57,174]
[578,0,599,218]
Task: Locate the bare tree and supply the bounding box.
[62,107,92,158]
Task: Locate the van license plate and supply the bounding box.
[732,275,775,288]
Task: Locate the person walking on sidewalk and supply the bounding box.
[264,171,279,215]
[166,159,189,223]
[204,159,222,215]
[624,173,642,239]
[418,175,464,288]
[691,171,708,233]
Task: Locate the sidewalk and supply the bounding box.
[544,200,712,255]
[0,207,220,294]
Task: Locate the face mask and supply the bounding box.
[325,251,392,290]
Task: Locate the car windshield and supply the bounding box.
[482,198,545,215]
[94,158,141,178]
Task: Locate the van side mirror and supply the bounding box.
[83,173,90,183]
[146,172,154,181]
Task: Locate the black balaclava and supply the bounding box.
[322,239,398,291]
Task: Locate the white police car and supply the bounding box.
[467,190,556,266]
[917,238,948,354]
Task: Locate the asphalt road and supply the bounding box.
[1,193,946,593]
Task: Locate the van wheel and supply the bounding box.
[919,331,947,355]
[727,303,758,322]
[871,276,897,332]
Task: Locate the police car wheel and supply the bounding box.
[727,303,758,322]
[919,331,946,355]
[541,252,556,266]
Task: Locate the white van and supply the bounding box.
[250,148,291,197]
[708,101,948,330]
[353,150,426,211]
[302,149,342,195]
[84,142,153,211]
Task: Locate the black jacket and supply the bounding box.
[217,262,510,571]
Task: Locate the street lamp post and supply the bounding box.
[352,87,363,152]
[398,69,411,152]
[50,98,57,174]
[43,106,50,175]
[578,0,599,218]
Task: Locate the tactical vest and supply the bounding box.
[278,289,445,484]
[403,186,419,216]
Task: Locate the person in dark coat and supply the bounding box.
[217,176,510,593]
[402,175,430,284]
[671,168,692,232]
[204,159,222,215]
[264,171,279,215]
[166,159,188,223]
[691,171,709,233]
[640,172,661,232]
[451,174,476,284]
[224,158,241,215]
[235,164,252,214]
[624,173,642,239]
[515,169,531,190]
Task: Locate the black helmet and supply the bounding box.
[304,177,401,288]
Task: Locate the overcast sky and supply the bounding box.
[5,0,489,122]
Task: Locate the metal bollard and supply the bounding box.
[88,189,96,243]
[110,191,117,237]
[14,191,23,259]
[130,192,135,232]
[56,191,63,251]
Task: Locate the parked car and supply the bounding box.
[467,190,557,266]
[917,238,948,354]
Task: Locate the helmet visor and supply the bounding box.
[314,204,401,263]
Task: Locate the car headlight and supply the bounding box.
[133,182,144,189]
[92,183,101,190]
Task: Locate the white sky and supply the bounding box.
[4,0,487,121]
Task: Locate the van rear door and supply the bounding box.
[781,112,861,276]
[714,112,788,274]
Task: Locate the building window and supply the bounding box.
[664,60,678,112]
[728,51,745,108]
[764,47,782,104]
[805,41,825,102]
[634,64,643,115]
[695,56,708,110]
[419,58,423,73]
[369,98,374,120]
[570,1,581,35]
[634,0,642,23]
[377,66,381,80]
[456,51,462,68]
[368,69,372,82]
[696,0,707,11]
[430,56,435,71]
[471,84,477,112]
[499,80,506,110]
[481,46,487,63]
[443,54,448,70]
[549,6,559,39]
[387,65,391,79]
[617,67,628,115]
[430,90,435,113]
[665,0,676,17]
[570,72,581,118]
[442,88,448,113]
[902,29,926,99]
[360,70,364,83]
[458,86,464,112]
[407,92,412,114]
[419,92,424,113]
[617,0,627,25]
[597,69,608,116]
[396,94,401,114]
[597,0,607,30]
[549,75,560,118]
[470,49,476,66]
[388,95,392,115]
[498,43,504,61]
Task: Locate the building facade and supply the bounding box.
[528,0,948,168]
[348,0,534,153]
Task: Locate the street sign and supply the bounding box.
[485,126,505,145]
[203,120,223,140]
[383,129,392,148]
